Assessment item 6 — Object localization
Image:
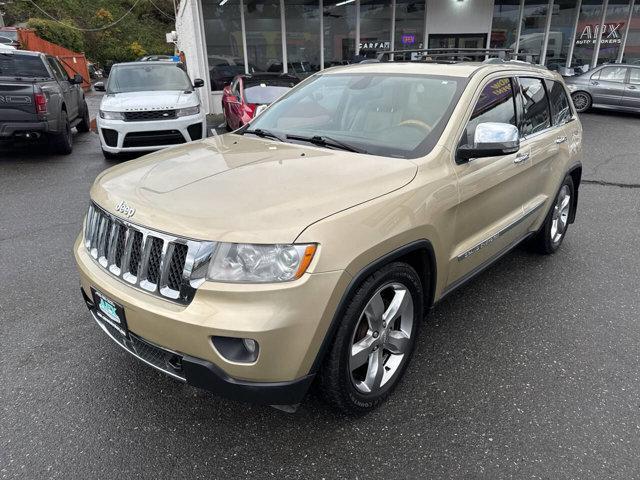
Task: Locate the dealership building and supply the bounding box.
[175,0,640,114]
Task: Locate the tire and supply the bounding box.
[318,262,424,414]
[76,101,91,133]
[49,110,73,155]
[571,91,592,113]
[529,175,575,254]
[102,148,120,160]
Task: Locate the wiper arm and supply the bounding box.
[285,134,366,154]
[242,128,284,142]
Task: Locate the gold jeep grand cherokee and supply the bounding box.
[75,61,582,413]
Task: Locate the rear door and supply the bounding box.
[622,67,640,110]
[589,66,627,107]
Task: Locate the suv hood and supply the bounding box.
[100,90,199,111]
[91,135,417,244]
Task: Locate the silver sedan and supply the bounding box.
[565,64,640,113]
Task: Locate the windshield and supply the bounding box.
[247,73,464,159]
[0,53,50,78]
[244,85,291,105]
[107,64,192,93]
[0,31,18,41]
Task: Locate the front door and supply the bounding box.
[590,65,627,107]
[447,75,532,287]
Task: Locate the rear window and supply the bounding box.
[0,53,50,78]
[244,85,292,105]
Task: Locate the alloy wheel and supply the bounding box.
[349,282,414,394]
[550,184,571,244]
[572,92,589,112]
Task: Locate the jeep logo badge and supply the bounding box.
[115,200,136,218]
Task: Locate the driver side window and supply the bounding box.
[462,77,517,147]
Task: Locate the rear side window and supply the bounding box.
[598,66,627,83]
[463,77,517,145]
[47,57,68,82]
[629,68,640,85]
[517,77,551,136]
[546,80,572,126]
[0,54,50,78]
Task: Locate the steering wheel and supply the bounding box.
[398,119,433,133]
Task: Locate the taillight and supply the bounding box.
[34,90,47,115]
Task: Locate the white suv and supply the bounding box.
[95,61,207,159]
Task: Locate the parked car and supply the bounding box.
[138,55,175,62]
[221,73,300,130]
[565,64,640,113]
[267,61,317,78]
[94,61,206,159]
[0,27,20,48]
[75,61,582,413]
[0,49,90,153]
[208,55,259,91]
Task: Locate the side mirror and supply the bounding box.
[93,81,106,92]
[193,78,205,88]
[72,73,84,85]
[456,122,520,163]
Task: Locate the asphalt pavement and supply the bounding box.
[1,111,639,479]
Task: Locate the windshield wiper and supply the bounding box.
[242,128,284,142]
[285,134,366,154]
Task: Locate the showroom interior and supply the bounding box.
[175,0,639,113]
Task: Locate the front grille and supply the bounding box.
[124,110,176,121]
[122,130,185,148]
[84,204,215,304]
[93,311,186,381]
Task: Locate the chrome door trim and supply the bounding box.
[457,199,545,261]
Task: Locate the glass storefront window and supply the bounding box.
[359,1,393,59]
[518,0,549,63]
[394,0,425,52]
[202,0,244,91]
[284,1,321,78]
[323,0,357,67]
[622,3,640,63]
[491,0,521,50]
[597,0,631,65]
[244,0,282,73]
[572,0,604,70]
[545,0,579,71]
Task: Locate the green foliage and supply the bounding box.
[27,18,85,53]
[6,0,175,66]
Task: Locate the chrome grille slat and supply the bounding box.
[83,204,215,304]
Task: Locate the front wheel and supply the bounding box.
[318,262,423,414]
[49,111,73,154]
[76,101,91,133]
[571,91,592,113]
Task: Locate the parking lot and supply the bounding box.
[1,110,639,479]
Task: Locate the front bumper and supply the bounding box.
[97,113,207,153]
[74,235,350,404]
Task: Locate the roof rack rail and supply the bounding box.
[373,47,544,67]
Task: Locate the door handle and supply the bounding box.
[555,136,567,144]
[514,152,529,164]
[590,81,599,86]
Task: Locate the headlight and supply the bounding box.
[207,243,317,283]
[176,105,200,117]
[99,110,124,120]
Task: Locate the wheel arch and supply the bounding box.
[567,163,582,223]
[308,239,437,374]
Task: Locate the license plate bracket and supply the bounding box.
[91,287,128,337]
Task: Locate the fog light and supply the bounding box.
[242,338,257,354]
[212,336,259,363]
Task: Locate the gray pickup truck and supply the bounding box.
[0,49,90,154]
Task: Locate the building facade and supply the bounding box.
[175,0,640,114]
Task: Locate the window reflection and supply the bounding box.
[284,1,321,78]
[545,0,579,71]
[323,1,357,67]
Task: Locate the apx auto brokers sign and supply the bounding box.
[575,22,624,46]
